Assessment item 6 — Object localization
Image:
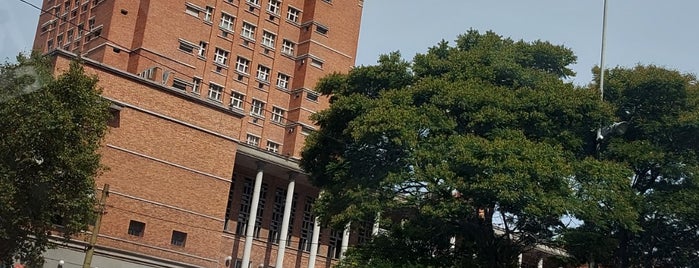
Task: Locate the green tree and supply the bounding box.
[301,30,637,267]
[569,65,699,267]
[0,54,111,266]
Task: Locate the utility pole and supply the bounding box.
[83,184,109,268]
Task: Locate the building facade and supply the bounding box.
[33,0,364,267]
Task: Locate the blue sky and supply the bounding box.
[3,0,698,86]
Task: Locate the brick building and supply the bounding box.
[32,0,364,267]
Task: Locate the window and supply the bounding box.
[88,17,96,30]
[247,0,260,5]
[67,29,74,41]
[328,229,343,259]
[192,77,202,93]
[220,13,234,31]
[268,187,285,243]
[299,197,315,252]
[310,58,323,68]
[208,83,223,101]
[214,48,229,65]
[250,99,265,117]
[171,230,187,247]
[246,134,260,146]
[185,5,199,17]
[197,41,207,57]
[256,65,270,81]
[236,178,253,234]
[172,79,188,90]
[47,39,53,50]
[236,57,250,74]
[57,34,63,46]
[128,220,145,237]
[271,107,285,123]
[315,24,328,35]
[266,141,280,153]
[287,7,300,23]
[276,73,290,89]
[178,39,195,53]
[261,31,275,48]
[306,91,319,102]
[204,6,213,22]
[281,40,295,56]
[230,92,244,110]
[241,22,256,40]
[267,0,280,15]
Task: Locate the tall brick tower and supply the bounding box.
[32,0,364,267]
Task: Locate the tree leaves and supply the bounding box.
[0,54,110,265]
[301,30,627,267]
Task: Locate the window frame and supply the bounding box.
[271,106,285,123]
[220,12,235,31]
[261,31,276,48]
[208,83,224,102]
[241,22,256,40]
[287,7,300,23]
[214,48,229,65]
[250,99,265,117]
[281,40,295,56]
[256,65,271,82]
[276,73,290,89]
[236,57,250,74]
[230,91,245,110]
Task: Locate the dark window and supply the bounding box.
[107,104,121,128]
[172,79,188,91]
[299,196,315,252]
[315,25,328,35]
[306,92,319,102]
[128,220,145,237]
[171,230,187,247]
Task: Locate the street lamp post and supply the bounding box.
[599,0,608,102]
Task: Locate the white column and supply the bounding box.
[274,173,296,268]
[518,253,523,268]
[307,216,321,268]
[537,257,543,268]
[340,222,351,259]
[371,212,380,236]
[242,162,265,268]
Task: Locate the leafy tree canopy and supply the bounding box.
[0,54,111,265]
[301,30,638,267]
[565,65,699,267]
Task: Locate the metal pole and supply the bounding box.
[83,184,109,268]
[599,0,608,101]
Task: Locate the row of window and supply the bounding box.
[127,220,188,247]
[186,1,302,25]
[246,134,280,153]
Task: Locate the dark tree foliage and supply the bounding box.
[0,54,111,266]
[302,30,637,267]
[566,66,699,267]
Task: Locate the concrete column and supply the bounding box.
[537,257,543,268]
[242,162,265,268]
[307,216,321,268]
[371,212,380,236]
[518,253,523,268]
[274,172,296,268]
[340,222,351,259]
